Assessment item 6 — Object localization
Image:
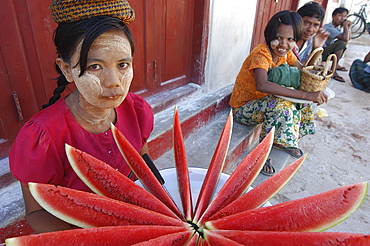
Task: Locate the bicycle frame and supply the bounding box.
[348,2,368,39]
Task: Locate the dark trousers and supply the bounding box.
[322,40,347,60]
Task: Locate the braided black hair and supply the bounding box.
[42,16,134,109]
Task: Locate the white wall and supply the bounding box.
[203,0,258,92]
[323,1,343,24]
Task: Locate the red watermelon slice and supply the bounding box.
[209,154,305,220]
[192,110,233,223]
[186,232,202,246]
[65,144,179,219]
[197,127,274,225]
[29,183,187,228]
[173,107,193,221]
[111,123,183,219]
[204,230,370,246]
[205,182,368,232]
[131,231,194,246]
[5,226,190,246]
[203,230,243,245]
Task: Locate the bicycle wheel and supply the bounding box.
[347,13,366,39]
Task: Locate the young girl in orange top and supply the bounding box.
[229,10,328,176]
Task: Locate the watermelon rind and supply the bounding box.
[198,127,274,225]
[323,181,368,231]
[173,107,194,221]
[131,231,194,246]
[205,182,368,232]
[192,110,233,223]
[111,123,183,219]
[65,144,180,219]
[208,154,305,220]
[203,230,243,245]
[28,183,187,228]
[5,226,190,246]
[204,230,370,245]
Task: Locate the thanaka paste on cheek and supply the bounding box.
[120,70,133,97]
[270,40,279,49]
[70,67,115,127]
[71,67,105,108]
[288,41,295,50]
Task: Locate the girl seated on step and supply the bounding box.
[229,10,328,176]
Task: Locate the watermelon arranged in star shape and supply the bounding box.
[5,109,369,245]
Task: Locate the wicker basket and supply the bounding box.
[299,47,337,92]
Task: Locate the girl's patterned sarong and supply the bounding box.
[233,95,316,148]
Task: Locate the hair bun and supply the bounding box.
[50,0,135,24]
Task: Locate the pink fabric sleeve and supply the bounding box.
[9,120,65,187]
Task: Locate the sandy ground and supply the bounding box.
[269,34,370,233]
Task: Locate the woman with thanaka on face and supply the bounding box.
[229,10,328,176]
[9,0,154,233]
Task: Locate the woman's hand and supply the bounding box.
[139,142,149,156]
[304,91,328,105]
[254,68,329,105]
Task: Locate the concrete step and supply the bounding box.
[147,84,233,160]
[0,158,24,228]
[0,157,29,243]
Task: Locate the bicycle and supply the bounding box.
[347,2,369,39]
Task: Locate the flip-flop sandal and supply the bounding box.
[333,75,345,82]
[273,143,304,158]
[337,67,348,71]
[260,159,275,176]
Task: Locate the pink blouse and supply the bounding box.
[10,92,154,192]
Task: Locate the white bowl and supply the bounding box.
[135,167,271,214]
[325,87,335,100]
